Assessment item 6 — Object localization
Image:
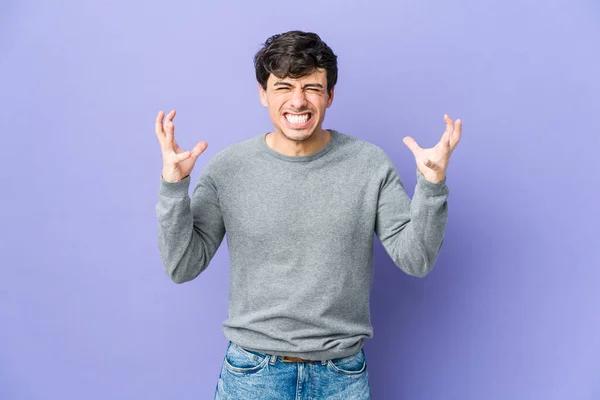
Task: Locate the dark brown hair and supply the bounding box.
[254,31,338,94]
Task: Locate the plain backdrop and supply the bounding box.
[1,0,599,399]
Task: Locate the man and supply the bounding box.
[155,30,461,399]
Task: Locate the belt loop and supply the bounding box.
[269,354,277,365]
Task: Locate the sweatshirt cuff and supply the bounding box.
[159,175,191,198]
[416,169,449,196]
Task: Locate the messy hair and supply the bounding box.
[254,30,338,94]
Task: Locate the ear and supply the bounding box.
[258,83,268,108]
[326,86,335,108]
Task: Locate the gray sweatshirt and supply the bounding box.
[155,129,449,361]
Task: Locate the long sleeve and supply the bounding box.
[374,157,449,277]
[155,167,226,284]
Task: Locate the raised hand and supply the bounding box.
[402,114,462,184]
[155,109,208,183]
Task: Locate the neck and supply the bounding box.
[266,128,331,157]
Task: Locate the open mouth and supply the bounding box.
[283,112,313,128]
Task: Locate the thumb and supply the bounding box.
[403,136,421,154]
[190,141,208,160]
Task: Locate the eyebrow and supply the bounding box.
[273,81,324,89]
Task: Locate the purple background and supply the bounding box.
[1,0,599,399]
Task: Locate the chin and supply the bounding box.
[280,127,316,142]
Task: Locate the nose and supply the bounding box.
[289,88,308,110]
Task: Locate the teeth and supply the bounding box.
[285,113,310,125]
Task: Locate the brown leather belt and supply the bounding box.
[280,356,320,363]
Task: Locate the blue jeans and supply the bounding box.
[214,341,371,399]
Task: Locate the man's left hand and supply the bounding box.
[403,114,462,184]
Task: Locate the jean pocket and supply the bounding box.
[223,341,269,375]
[327,348,367,375]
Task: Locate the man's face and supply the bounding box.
[259,68,334,142]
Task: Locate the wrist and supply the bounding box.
[161,174,189,183]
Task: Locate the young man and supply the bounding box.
[155,30,461,399]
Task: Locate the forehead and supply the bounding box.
[267,68,327,86]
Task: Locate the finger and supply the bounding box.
[174,151,191,163]
[155,110,165,144]
[165,109,176,122]
[164,111,176,150]
[173,143,182,154]
[403,136,422,155]
[444,114,455,134]
[172,138,184,153]
[443,113,454,139]
[444,113,460,152]
[450,119,462,151]
[437,130,451,153]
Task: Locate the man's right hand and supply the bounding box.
[155,109,208,183]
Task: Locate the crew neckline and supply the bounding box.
[260,129,339,163]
